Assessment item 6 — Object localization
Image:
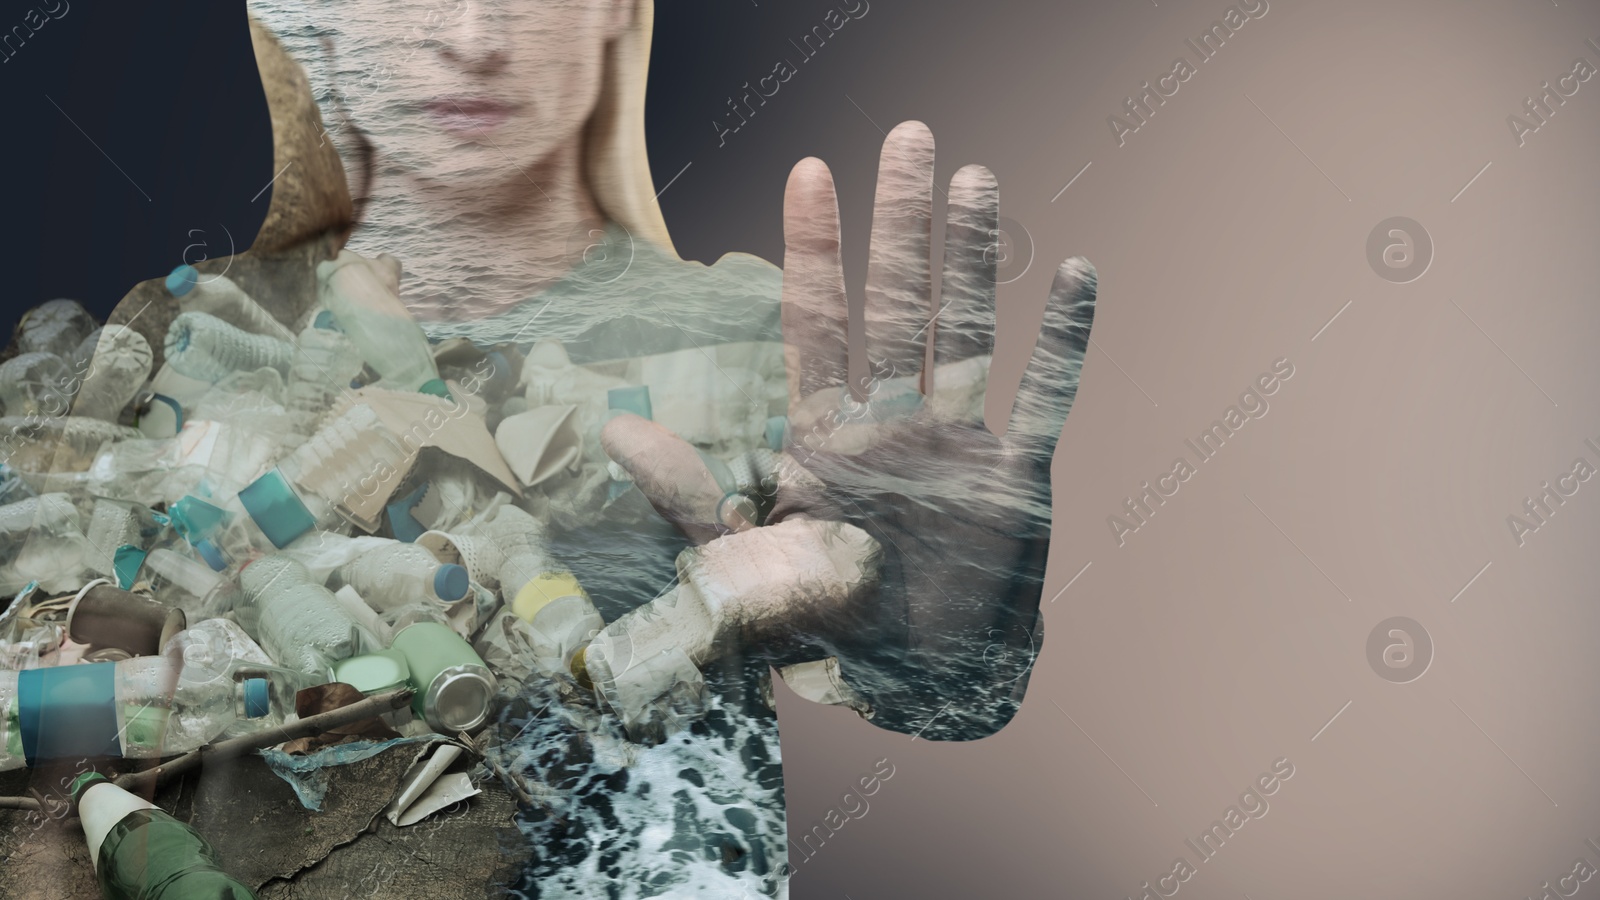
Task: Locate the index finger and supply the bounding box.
[781,157,851,418]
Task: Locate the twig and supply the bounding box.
[115,687,415,793]
[0,688,415,813]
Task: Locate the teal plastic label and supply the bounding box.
[18,663,121,764]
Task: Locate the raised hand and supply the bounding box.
[602,121,1095,740]
[764,120,1095,739]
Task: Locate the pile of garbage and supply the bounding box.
[0,250,872,897]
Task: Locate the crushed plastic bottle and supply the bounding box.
[286,316,365,427]
[163,311,294,384]
[0,493,89,592]
[0,493,80,551]
[72,771,260,899]
[165,264,295,343]
[235,555,361,675]
[16,299,95,359]
[0,351,73,418]
[130,548,240,620]
[584,517,881,740]
[69,326,152,422]
[317,250,445,395]
[235,403,414,548]
[83,498,148,581]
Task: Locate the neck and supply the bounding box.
[359,139,607,322]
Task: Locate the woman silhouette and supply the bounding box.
[55,0,1098,894]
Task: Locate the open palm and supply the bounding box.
[764,121,1096,738]
[600,122,1094,739]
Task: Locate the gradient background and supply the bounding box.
[4,1,1600,897]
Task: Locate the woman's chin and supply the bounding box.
[375,126,557,194]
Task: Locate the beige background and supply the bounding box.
[763,0,1600,896]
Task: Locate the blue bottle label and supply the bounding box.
[17,663,120,764]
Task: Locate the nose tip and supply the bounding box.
[437,1,508,74]
[439,43,508,75]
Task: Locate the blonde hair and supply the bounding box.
[586,0,676,255]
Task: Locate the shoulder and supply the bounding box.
[628,241,781,301]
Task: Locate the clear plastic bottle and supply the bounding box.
[286,316,365,426]
[0,493,88,591]
[15,298,95,358]
[0,351,72,418]
[83,498,145,580]
[0,654,316,770]
[0,465,35,507]
[524,593,605,685]
[165,264,295,343]
[0,493,79,550]
[236,555,361,675]
[69,325,152,422]
[163,653,322,747]
[338,541,471,615]
[133,548,240,619]
[163,311,295,384]
[317,250,446,395]
[235,403,414,549]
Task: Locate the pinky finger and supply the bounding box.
[1004,257,1096,460]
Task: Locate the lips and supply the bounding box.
[424,98,520,137]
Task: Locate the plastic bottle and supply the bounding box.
[286,315,365,426]
[338,542,470,615]
[84,507,136,584]
[165,263,295,343]
[523,594,605,687]
[15,298,94,358]
[474,504,581,612]
[236,403,415,548]
[165,653,322,747]
[583,518,881,738]
[236,555,362,675]
[166,616,277,670]
[0,655,314,769]
[130,548,240,619]
[0,493,80,550]
[317,250,446,395]
[0,351,73,418]
[163,311,294,384]
[0,464,35,507]
[72,771,260,898]
[69,325,152,422]
[0,493,88,591]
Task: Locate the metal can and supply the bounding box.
[389,622,497,734]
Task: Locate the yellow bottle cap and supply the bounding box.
[569,645,593,691]
[511,572,587,623]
